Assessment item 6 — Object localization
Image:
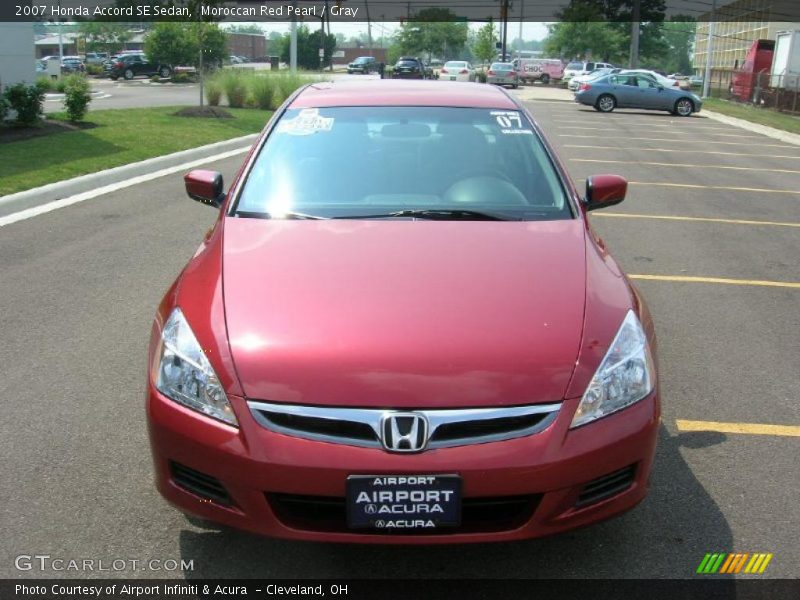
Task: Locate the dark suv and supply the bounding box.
[391,57,430,79]
[347,56,377,74]
[106,54,172,80]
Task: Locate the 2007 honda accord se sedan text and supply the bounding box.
[146,80,660,544]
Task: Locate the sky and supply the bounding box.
[230,21,551,42]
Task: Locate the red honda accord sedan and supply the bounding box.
[147,80,659,543]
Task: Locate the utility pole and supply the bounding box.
[57,0,63,58]
[501,0,509,60]
[365,0,373,55]
[327,0,333,71]
[518,0,524,61]
[290,17,297,72]
[702,0,716,98]
[629,0,640,68]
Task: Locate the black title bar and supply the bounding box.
[3,0,800,23]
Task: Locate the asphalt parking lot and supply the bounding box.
[1,89,798,579]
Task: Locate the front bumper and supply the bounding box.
[148,385,659,544]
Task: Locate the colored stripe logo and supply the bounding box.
[697,553,773,574]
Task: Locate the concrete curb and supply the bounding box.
[0,134,258,219]
[701,109,800,147]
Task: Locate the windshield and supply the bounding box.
[491,63,513,70]
[566,62,583,70]
[235,107,570,221]
[354,57,371,63]
[444,62,466,68]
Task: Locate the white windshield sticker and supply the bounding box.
[490,111,533,135]
[277,108,334,135]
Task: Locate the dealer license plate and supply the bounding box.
[346,474,461,530]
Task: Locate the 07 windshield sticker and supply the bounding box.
[490,111,533,135]
[276,108,334,136]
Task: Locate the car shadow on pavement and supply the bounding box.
[574,108,705,119]
[179,425,734,579]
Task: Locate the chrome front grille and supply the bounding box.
[247,401,560,451]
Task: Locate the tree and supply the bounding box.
[144,22,227,68]
[226,24,264,35]
[275,25,336,70]
[473,21,498,66]
[544,0,669,65]
[657,16,696,74]
[78,22,132,54]
[394,8,468,60]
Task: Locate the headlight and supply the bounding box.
[570,310,654,428]
[154,307,238,426]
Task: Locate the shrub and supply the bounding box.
[249,74,276,110]
[0,94,8,124]
[150,75,161,83]
[171,72,193,84]
[476,70,488,83]
[86,65,103,76]
[205,80,222,106]
[36,75,56,92]
[273,73,307,107]
[221,70,248,108]
[63,74,92,122]
[3,82,46,126]
[54,78,68,93]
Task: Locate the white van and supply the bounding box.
[563,60,615,81]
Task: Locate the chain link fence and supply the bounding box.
[705,70,800,115]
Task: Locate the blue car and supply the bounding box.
[574,72,702,116]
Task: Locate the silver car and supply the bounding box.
[486,62,518,88]
[574,72,702,116]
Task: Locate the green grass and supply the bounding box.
[702,98,800,135]
[0,106,271,196]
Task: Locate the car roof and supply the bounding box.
[290,80,518,110]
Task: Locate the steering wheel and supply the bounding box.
[449,168,514,184]
[443,170,527,206]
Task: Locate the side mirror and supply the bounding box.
[184,170,224,208]
[584,175,627,211]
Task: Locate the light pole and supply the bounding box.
[702,0,717,99]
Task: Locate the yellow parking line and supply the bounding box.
[559,134,796,149]
[592,212,800,228]
[676,420,800,437]
[630,274,800,289]
[571,158,800,174]
[626,181,800,195]
[565,144,800,160]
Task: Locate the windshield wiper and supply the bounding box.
[333,209,520,221]
[235,210,327,220]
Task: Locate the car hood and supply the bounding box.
[222,219,587,408]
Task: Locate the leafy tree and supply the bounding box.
[544,0,669,65]
[275,26,337,70]
[226,24,264,35]
[656,16,696,74]
[473,21,498,66]
[394,8,468,60]
[144,22,227,68]
[78,22,132,54]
